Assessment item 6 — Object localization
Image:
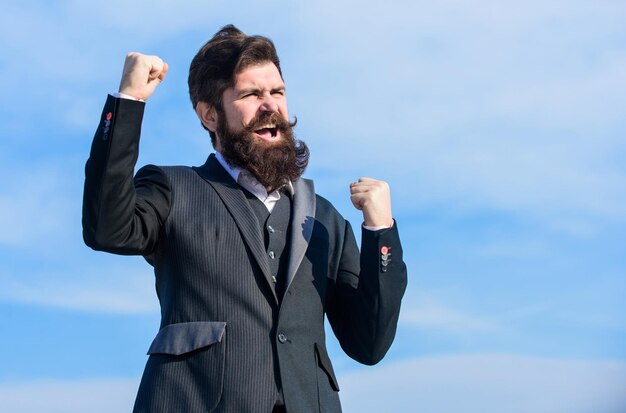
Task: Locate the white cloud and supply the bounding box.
[492,54,626,130]
[0,378,138,413]
[3,0,625,226]
[0,163,77,248]
[339,354,626,413]
[5,355,622,413]
[65,0,241,36]
[397,280,626,344]
[401,299,501,334]
[0,159,155,315]
[404,134,626,222]
[287,0,626,225]
[0,262,159,314]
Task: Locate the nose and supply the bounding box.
[258,93,279,113]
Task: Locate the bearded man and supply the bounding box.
[82,25,407,413]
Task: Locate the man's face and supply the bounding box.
[218,62,289,146]
[208,61,309,192]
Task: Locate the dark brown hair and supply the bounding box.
[188,25,283,145]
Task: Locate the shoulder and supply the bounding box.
[134,165,202,196]
[314,193,340,217]
[313,190,348,232]
[136,164,198,179]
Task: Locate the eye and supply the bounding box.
[271,89,285,96]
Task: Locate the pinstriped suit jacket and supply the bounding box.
[83,95,408,412]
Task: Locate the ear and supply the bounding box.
[195,102,218,133]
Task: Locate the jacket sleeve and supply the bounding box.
[82,95,171,256]
[326,220,408,365]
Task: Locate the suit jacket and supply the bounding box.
[82,95,408,413]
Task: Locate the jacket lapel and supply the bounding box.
[193,154,278,304]
[285,178,316,292]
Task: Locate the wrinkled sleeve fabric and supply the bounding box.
[82,95,171,256]
[326,220,408,365]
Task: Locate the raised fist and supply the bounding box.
[350,177,394,228]
[118,52,168,101]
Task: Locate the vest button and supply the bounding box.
[268,225,275,233]
[278,332,287,343]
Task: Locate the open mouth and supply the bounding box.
[254,124,278,140]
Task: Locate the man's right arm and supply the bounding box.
[82,53,170,255]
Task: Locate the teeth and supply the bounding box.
[257,124,276,130]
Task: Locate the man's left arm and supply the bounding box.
[326,178,408,365]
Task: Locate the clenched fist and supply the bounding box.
[350,177,394,228]
[118,52,168,101]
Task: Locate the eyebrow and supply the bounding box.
[236,86,286,97]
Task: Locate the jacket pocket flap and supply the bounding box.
[315,343,340,391]
[148,321,226,356]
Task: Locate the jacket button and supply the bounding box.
[269,251,276,259]
[278,332,287,343]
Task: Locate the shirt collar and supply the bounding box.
[215,151,242,183]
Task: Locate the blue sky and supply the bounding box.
[1,1,625,412]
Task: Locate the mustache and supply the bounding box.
[242,111,297,133]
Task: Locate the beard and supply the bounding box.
[218,111,310,193]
